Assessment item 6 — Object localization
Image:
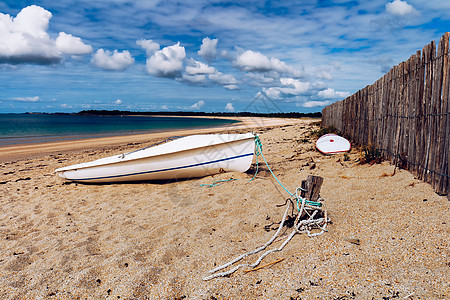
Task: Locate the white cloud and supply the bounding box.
[245,73,276,86]
[11,96,40,102]
[136,39,160,56]
[185,59,216,75]
[0,5,92,64]
[0,5,59,64]
[60,103,72,109]
[161,105,168,110]
[280,78,311,93]
[55,32,92,55]
[190,100,205,109]
[115,99,122,104]
[386,0,416,16]
[208,72,238,85]
[146,42,186,78]
[235,50,274,72]
[263,77,311,99]
[181,73,208,85]
[234,50,302,77]
[225,102,234,112]
[262,87,281,99]
[318,88,350,99]
[223,84,239,90]
[302,100,331,108]
[182,58,240,89]
[198,37,218,62]
[92,49,134,71]
[316,70,332,80]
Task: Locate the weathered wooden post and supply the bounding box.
[300,175,324,202]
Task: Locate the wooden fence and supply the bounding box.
[322,32,449,198]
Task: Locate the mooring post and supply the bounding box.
[300,175,324,201]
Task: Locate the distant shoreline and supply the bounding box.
[23,110,322,118]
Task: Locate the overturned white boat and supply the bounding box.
[55,133,256,183]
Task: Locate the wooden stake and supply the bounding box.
[300,175,324,201]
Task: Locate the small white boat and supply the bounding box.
[55,133,256,183]
[316,134,351,155]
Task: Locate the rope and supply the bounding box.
[203,199,329,280]
[202,134,329,281]
[201,135,322,208]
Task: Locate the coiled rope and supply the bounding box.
[202,134,330,280]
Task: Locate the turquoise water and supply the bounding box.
[0,114,238,145]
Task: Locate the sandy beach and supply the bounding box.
[0,117,448,299]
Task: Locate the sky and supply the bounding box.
[0,0,449,114]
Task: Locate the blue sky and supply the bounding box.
[0,0,449,113]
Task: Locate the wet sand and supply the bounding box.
[0,117,448,299]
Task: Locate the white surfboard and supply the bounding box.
[315,134,351,155]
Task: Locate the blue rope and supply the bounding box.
[254,136,322,208]
[200,178,237,188]
[254,135,292,196]
[201,135,322,208]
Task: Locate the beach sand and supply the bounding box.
[0,117,448,299]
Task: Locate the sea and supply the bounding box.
[0,113,238,146]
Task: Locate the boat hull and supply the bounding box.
[55,134,255,183]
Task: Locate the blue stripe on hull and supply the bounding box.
[71,152,254,181]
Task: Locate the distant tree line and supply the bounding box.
[77,110,322,118]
